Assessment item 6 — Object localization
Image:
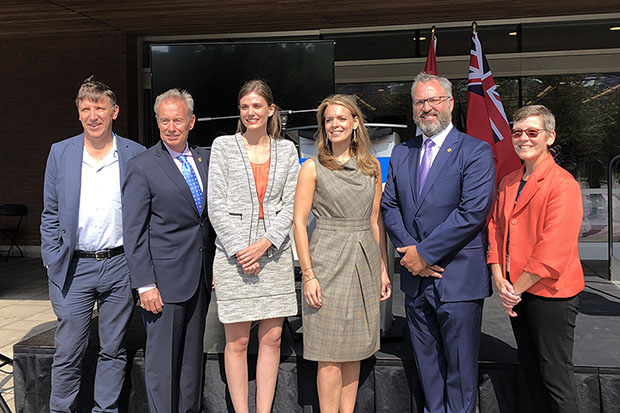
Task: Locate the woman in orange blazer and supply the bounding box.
[487,105,584,413]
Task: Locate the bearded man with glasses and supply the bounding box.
[382,72,496,413]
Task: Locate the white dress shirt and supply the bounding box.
[163,142,204,192]
[419,123,454,168]
[76,136,123,251]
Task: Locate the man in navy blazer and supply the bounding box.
[41,77,145,412]
[122,89,215,412]
[381,73,495,412]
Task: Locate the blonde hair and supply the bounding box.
[236,80,282,139]
[316,94,378,177]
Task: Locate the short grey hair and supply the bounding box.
[411,72,453,98]
[154,89,194,119]
[513,105,556,132]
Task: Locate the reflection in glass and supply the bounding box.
[338,73,620,242]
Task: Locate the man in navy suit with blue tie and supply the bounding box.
[41,77,145,412]
[122,89,215,412]
[381,73,495,412]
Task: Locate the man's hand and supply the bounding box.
[396,245,443,278]
[418,265,444,278]
[139,287,164,314]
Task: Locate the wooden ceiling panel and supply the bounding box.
[0,0,618,38]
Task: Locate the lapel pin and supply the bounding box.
[197,157,202,163]
[447,148,452,152]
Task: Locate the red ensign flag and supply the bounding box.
[466,29,521,184]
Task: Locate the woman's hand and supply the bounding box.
[380,270,392,301]
[304,274,322,309]
[494,276,521,312]
[236,238,272,269]
[242,261,260,275]
[503,303,518,317]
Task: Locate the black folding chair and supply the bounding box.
[0,204,27,261]
[0,353,12,413]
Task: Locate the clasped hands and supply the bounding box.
[495,277,521,317]
[235,238,272,275]
[396,245,443,278]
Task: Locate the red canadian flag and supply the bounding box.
[416,28,439,137]
[424,27,438,75]
[466,27,521,184]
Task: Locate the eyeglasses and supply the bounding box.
[510,128,547,138]
[413,96,451,108]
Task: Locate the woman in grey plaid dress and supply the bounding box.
[293,94,392,413]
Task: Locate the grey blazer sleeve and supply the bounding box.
[263,141,300,250]
[207,137,246,258]
[40,144,61,267]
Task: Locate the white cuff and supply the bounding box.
[137,283,156,294]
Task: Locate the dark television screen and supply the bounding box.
[149,41,335,147]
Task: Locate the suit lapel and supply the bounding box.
[502,171,523,220]
[65,135,83,216]
[264,137,276,203]
[190,145,208,217]
[417,128,458,204]
[408,136,422,203]
[235,133,258,204]
[512,154,554,215]
[155,141,200,215]
[116,136,129,180]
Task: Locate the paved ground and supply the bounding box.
[0,257,612,412]
[0,258,56,412]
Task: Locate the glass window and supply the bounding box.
[522,20,620,52]
[338,73,620,242]
[328,31,416,61]
[521,74,620,242]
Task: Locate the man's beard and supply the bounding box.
[414,108,452,137]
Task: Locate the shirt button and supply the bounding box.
[511,220,517,225]
[198,247,203,253]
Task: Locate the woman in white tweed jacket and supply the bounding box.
[207,80,299,413]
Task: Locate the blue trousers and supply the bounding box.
[48,254,134,413]
[142,276,209,413]
[405,279,483,413]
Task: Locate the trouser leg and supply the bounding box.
[93,254,135,412]
[405,281,447,413]
[49,258,97,413]
[143,280,207,413]
[512,293,580,413]
[178,277,209,413]
[405,279,483,413]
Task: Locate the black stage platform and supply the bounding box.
[13,275,620,412]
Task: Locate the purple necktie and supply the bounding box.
[418,139,435,196]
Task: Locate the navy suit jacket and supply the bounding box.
[381,127,496,302]
[40,134,146,289]
[122,141,215,304]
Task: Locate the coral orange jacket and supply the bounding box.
[487,153,585,298]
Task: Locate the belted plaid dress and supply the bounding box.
[302,156,382,362]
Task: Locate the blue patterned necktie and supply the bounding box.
[418,138,435,196]
[177,154,203,212]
